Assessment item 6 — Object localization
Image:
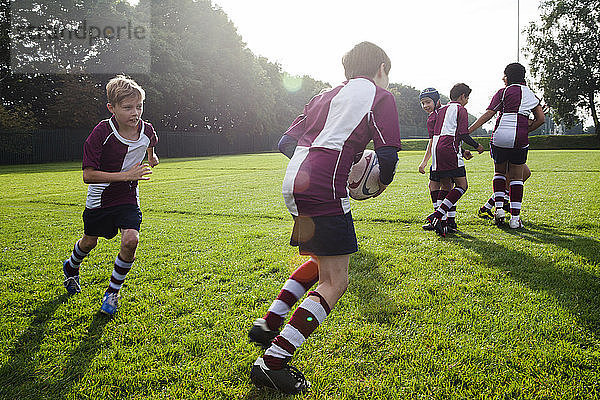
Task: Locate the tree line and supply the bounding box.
[1,0,595,143]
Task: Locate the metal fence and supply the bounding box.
[0,125,438,165]
[0,130,280,165]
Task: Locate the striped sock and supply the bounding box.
[264,258,319,331]
[430,190,440,210]
[106,254,133,294]
[434,188,465,219]
[65,241,89,277]
[509,180,524,217]
[493,175,507,210]
[263,291,330,370]
[447,205,457,224]
[482,196,494,210]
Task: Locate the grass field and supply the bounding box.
[1,150,599,399]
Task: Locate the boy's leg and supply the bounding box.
[63,234,97,294]
[250,257,319,348]
[101,229,138,315]
[252,255,349,394]
[493,162,508,224]
[507,163,525,228]
[263,254,348,369]
[423,180,442,230]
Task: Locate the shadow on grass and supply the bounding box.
[0,295,111,399]
[0,293,70,394]
[504,221,600,267]
[451,232,600,338]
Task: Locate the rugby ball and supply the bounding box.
[348,150,381,200]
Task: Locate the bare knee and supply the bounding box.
[79,235,98,252]
[120,230,139,258]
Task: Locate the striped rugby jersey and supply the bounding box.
[488,84,540,149]
[282,77,401,217]
[431,101,469,172]
[82,116,158,209]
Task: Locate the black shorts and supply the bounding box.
[430,166,466,181]
[83,204,142,239]
[290,212,358,256]
[490,144,528,165]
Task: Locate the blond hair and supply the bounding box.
[342,42,391,80]
[106,75,145,105]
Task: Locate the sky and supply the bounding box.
[213,0,542,127]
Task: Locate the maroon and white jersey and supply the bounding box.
[427,109,438,139]
[82,116,158,209]
[488,84,540,148]
[282,77,401,217]
[431,101,468,171]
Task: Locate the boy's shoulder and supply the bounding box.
[87,118,113,140]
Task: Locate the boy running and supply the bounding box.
[62,75,158,315]
[426,83,483,236]
[418,88,474,232]
[469,63,544,228]
[248,41,401,395]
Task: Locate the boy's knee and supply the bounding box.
[80,235,98,251]
[121,232,139,252]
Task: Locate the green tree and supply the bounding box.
[525,0,600,138]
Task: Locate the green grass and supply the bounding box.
[1,150,599,399]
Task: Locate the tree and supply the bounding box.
[525,0,600,138]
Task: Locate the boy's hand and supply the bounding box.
[463,150,473,160]
[373,182,388,198]
[418,162,426,174]
[148,154,159,167]
[476,144,484,154]
[125,163,153,181]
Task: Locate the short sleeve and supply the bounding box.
[487,88,505,112]
[370,91,402,150]
[426,112,436,139]
[145,122,158,147]
[82,123,105,170]
[457,106,469,136]
[283,113,307,140]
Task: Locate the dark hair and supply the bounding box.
[342,41,391,80]
[450,83,471,101]
[504,62,526,84]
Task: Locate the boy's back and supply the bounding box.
[488,83,539,148]
[282,77,400,217]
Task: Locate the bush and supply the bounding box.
[399,134,600,152]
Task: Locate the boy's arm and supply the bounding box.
[83,164,152,184]
[468,110,496,134]
[459,133,484,153]
[528,105,545,132]
[147,147,159,167]
[418,139,433,174]
[278,135,298,159]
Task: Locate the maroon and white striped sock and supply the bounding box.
[264,258,319,331]
[433,188,465,219]
[430,190,440,210]
[493,175,507,209]
[482,195,494,210]
[65,240,89,277]
[105,254,133,294]
[509,180,524,217]
[263,291,330,370]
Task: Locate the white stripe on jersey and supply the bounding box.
[440,103,459,137]
[311,78,375,150]
[431,135,440,170]
[282,146,309,216]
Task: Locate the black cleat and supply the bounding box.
[248,318,279,349]
[477,207,494,220]
[250,357,311,395]
[426,214,447,237]
[446,220,458,233]
[422,222,435,231]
